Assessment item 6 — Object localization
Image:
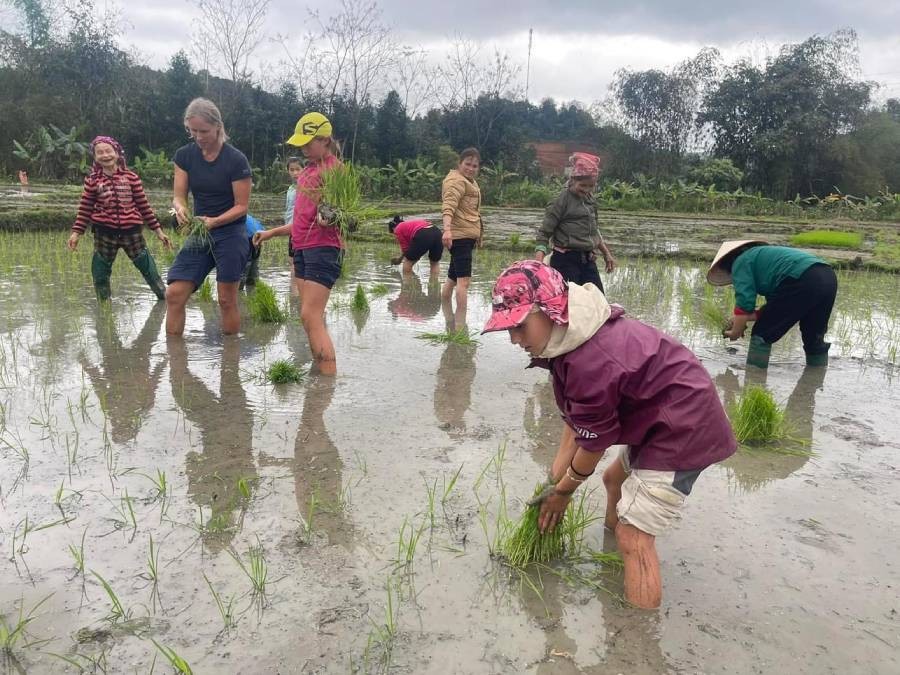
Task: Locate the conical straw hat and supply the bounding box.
[706,240,768,285]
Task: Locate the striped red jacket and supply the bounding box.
[72,169,161,234]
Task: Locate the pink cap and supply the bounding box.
[482,260,569,333]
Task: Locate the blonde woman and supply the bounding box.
[166,97,253,335]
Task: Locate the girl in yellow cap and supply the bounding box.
[255,113,342,375]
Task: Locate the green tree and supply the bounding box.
[700,30,871,198]
[374,90,412,165]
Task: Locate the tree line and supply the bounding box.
[1,0,898,201]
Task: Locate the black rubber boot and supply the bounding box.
[804,342,831,367]
[91,252,114,301]
[747,335,772,369]
[132,249,166,300]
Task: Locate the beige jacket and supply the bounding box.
[441,169,482,241]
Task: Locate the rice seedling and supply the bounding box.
[362,578,399,672]
[394,516,427,569]
[318,162,363,239]
[68,528,87,576]
[370,283,390,297]
[415,328,479,345]
[203,573,237,633]
[196,278,213,302]
[265,359,304,384]
[300,490,319,544]
[423,477,438,530]
[1,594,52,655]
[791,230,863,249]
[229,539,270,603]
[352,284,369,313]
[442,464,464,505]
[246,280,286,323]
[728,385,786,445]
[236,476,252,501]
[91,571,129,623]
[150,639,193,674]
[144,534,162,613]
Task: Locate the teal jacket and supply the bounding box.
[732,246,827,313]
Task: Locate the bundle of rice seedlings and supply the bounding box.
[370,283,390,297]
[499,484,595,568]
[319,163,362,238]
[416,328,479,345]
[266,360,304,384]
[170,207,212,250]
[247,281,286,323]
[352,284,369,312]
[729,384,785,444]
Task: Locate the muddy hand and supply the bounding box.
[526,481,558,507]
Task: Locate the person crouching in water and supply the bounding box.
[68,136,172,300]
[482,260,736,608]
[534,152,615,290]
[388,216,443,278]
[707,240,838,368]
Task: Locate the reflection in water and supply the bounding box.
[434,307,477,436]
[388,273,442,323]
[523,380,562,467]
[292,377,349,547]
[718,366,826,491]
[80,304,165,443]
[169,337,257,552]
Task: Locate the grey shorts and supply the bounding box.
[616,447,704,536]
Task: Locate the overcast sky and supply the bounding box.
[112,0,900,105]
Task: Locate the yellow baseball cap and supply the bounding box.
[286,112,332,146]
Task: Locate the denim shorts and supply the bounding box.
[294,246,343,289]
[167,227,250,287]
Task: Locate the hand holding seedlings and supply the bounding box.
[537,489,573,534]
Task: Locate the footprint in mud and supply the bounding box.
[821,415,884,449]
[793,517,852,553]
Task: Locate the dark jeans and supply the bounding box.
[549,249,604,292]
[752,264,837,353]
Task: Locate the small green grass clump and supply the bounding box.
[416,328,479,345]
[729,385,785,444]
[791,230,863,249]
[266,360,304,384]
[370,283,390,297]
[352,285,369,312]
[247,281,286,323]
[196,278,213,302]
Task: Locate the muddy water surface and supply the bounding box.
[0,236,898,674]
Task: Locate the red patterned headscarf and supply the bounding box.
[89,135,127,176]
[482,260,569,333]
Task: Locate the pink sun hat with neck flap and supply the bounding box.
[482,260,569,334]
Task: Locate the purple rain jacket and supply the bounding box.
[536,305,737,471]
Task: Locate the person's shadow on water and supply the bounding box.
[80,303,166,444]
[168,336,258,553]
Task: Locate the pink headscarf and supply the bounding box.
[482,260,569,333]
[89,135,127,176]
[567,152,600,180]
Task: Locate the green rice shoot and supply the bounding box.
[174,207,212,251]
[729,385,786,444]
[196,278,213,302]
[352,285,369,312]
[791,230,863,249]
[266,360,304,384]
[416,328,479,345]
[370,283,390,297]
[246,281,286,323]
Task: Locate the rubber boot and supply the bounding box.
[746,335,772,369]
[132,249,166,300]
[804,342,831,367]
[91,252,113,301]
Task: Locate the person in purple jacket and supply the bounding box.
[483,260,737,609]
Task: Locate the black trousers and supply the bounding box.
[549,249,604,292]
[752,264,837,353]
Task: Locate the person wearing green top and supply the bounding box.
[707,240,837,369]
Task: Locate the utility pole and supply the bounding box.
[525,28,533,102]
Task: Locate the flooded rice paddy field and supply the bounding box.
[0,232,898,674]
